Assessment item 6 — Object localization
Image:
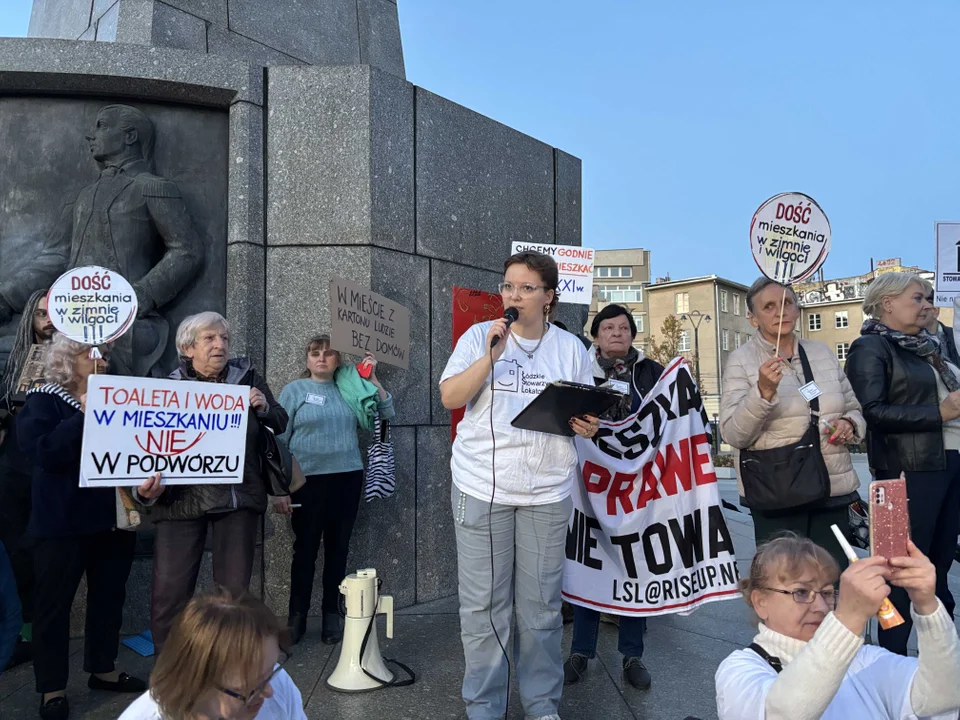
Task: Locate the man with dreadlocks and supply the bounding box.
[0,289,54,670]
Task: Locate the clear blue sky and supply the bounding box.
[3,1,958,285]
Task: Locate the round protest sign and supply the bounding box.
[750,192,831,285]
[48,266,137,344]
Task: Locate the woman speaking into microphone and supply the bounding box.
[440,251,597,720]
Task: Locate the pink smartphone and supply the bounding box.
[869,478,910,560]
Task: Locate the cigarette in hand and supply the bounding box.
[290,504,302,509]
[830,524,905,629]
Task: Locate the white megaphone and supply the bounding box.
[326,568,395,692]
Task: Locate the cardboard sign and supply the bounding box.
[329,278,410,370]
[47,266,137,344]
[79,375,249,487]
[565,359,739,616]
[510,242,595,305]
[935,222,960,307]
[15,344,47,398]
[750,193,831,285]
[451,286,504,442]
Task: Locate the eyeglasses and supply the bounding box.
[219,651,291,707]
[498,282,547,297]
[762,587,837,605]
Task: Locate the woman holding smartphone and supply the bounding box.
[440,251,597,720]
[277,336,394,647]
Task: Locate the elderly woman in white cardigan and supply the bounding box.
[716,533,960,720]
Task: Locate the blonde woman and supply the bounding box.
[119,589,306,720]
[846,272,960,655]
[716,533,960,719]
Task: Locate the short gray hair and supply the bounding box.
[745,277,798,314]
[176,312,231,357]
[43,333,102,389]
[862,272,923,319]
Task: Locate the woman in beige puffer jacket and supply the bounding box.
[720,278,865,566]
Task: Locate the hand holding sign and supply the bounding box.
[137,472,165,500]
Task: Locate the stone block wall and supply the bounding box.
[261,65,582,612]
[28,0,405,76]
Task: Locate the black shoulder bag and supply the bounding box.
[738,345,831,512]
[748,643,783,673]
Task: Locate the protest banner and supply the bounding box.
[47,266,138,344]
[511,242,595,305]
[329,277,411,370]
[750,193,831,285]
[79,374,249,487]
[564,359,739,616]
[935,222,960,307]
[451,286,504,442]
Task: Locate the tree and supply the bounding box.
[647,315,697,379]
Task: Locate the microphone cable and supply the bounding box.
[488,340,512,718]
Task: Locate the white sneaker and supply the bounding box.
[529,715,561,720]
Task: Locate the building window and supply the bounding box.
[675,292,690,314]
[597,284,644,303]
[678,330,691,352]
[836,342,850,361]
[735,331,742,348]
[594,266,633,278]
[722,329,729,351]
[720,290,728,312]
[636,315,644,333]
[835,311,849,329]
[733,294,741,316]
[809,313,822,331]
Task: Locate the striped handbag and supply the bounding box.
[364,413,396,501]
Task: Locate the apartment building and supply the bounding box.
[587,248,652,347]
[796,258,952,364]
[645,275,753,418]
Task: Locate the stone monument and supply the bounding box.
[0,104,204,376]
[2,0,582,629]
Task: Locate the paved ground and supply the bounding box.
[4,460,959,719]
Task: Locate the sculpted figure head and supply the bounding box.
[85,105,155,165]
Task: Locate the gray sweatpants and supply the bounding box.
[452,484,571,720]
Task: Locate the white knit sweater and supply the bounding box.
[715,601,960,719]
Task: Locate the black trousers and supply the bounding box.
[288,471,364,617]
[752,505,850,572]
[32,530,136,693]
[150,510,260,654]
[880,450,960,655]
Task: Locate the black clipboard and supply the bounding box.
[510,381,622,437]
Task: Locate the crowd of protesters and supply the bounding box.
[1,263,960,720]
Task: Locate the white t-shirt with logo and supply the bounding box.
[118,669,306,720]
[441,322,593,506]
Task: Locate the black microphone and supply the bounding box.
[491,307,519,348]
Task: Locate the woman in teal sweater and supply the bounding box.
[277,334,395,645]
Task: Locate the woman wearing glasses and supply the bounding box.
[715,534,960,719]
[440,251,596,720]
[119,589,305,720]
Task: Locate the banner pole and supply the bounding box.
[774,286,787,358]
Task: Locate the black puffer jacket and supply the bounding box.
[147,357,288,522]
[845,334,944,476]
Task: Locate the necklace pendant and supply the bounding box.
[527,353,533,360]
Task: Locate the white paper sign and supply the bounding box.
[564,359,739,616]
[80,375,249,487]
[48,266,138,344]
[750,193,831,285]
[510,242,595,305]
[935,222,960,307]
